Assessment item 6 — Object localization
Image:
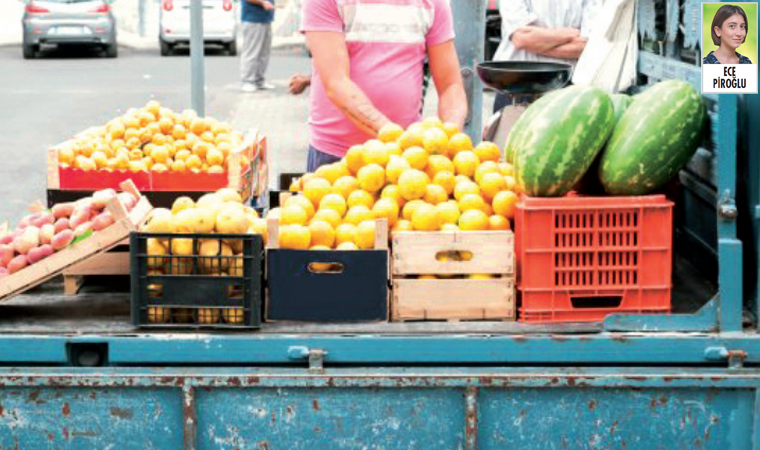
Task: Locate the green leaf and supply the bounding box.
[71,230,93,246]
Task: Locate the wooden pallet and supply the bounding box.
[391,230,516,322]
[62,243,130,295]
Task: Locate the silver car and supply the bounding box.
[158,0,237,56]
[22,0,118,59]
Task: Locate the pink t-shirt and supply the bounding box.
[300,0,455,157]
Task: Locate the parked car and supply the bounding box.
[485,0,501,61]
[159,0,238,56]
[21,0,118,59]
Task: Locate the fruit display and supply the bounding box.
[54,101,248,175]
[0,189,139,280]
[505,85,616,198]
[277,117,519,250]
[599,80,706,195]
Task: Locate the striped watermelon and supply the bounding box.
[506,85,615,197]
[600,80,706,195]
[610,94,633,122]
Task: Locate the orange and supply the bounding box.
[337,242,359,250]
[152,146,170,165]
[345,145,365,175]
[426,155,455,179]
[280,205,309,226]
[446,133,473,158]
[433,171,457,195]
[458,193,487,213]
[436,201,461,225]
[152,134,168,146]
[315,163,344,185]
[372,197,400,227]
[206,148,224,167]
[129,149,143,161]
[402,146,429,171]
[401,199,426,221]
[492,190,519,219]
[91,151,108,169]
[312,208,342,229]
[411,203,441,231]
[335,223,358,245]
[357,163,386,192]
[423,184,448,205]
[171,160,187,172]
[175,149,191,162]
[279,224,311,249]
[385,156,411,184]
[385,142,402,156]
[488,215,511,231]
[498,161,515,176]
[193,141,211,159]
[392,219,414,232]
[398,129,424,150]
[378,123,405,143]
[344,205,373,226]
[319,193,348,217]
[441,223,459,231]
[303,178,332,208]
[308,220,336,248]
[158,117,174,134]
[284,195,315,220]
[504,175,517,191]
[381,184,406,208]
[474,161,500,184]
[474,141,501,163]
[458,209,489,231]
[454,180,481,201]
[453,151,480,178]
[398,169,430,201]
[363,139,390,167]
[332,175,359,200]
[189,118,207,135]
[479,172,508,201]
[152,163,169,173]
[347,190,375,210]
[422,127,449,155]
[355,220,377,249]
[145,100,161,116]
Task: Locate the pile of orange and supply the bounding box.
[268,117,520,250]
[56,101,248,175]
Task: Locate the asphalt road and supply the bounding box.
[0,42,310,225]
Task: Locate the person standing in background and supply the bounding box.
[241,0,276,92]
[491,0,600,111]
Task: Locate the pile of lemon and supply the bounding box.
[57,101,248,175]
[269,118,520,250]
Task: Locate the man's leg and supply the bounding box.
[307,145,342,172]
[240,22,258,86]
[255,23,273,87]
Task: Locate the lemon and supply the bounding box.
[319,193,348,217]
[398,169,430,201]
[357,163,386,192]
[411,203,441,231]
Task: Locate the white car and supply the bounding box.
[158,0,238,56]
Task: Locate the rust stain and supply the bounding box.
[588,400,597,411]
[312,400,320,411]
[551,335,568,342]
[28,390,46,405]
[610,421,619,435]
[228,377,242,387]
[257,441,270,450]
[109,407,134,420]
[89,391,97,399]
[47,433,54,441]
[610,334,628,342]
[270,413,276,424]
[567,378,576,387]
[70,430,99,438]
[0,404,4,417]
[62,427,69,440]
[663,377,674,383]
[313,426,321,433]
[62,402,70,417]
[512,335,527,343]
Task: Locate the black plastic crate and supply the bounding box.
[131,232,263,329]
[266,249,389,322]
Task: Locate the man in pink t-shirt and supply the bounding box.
[300,0,467,171]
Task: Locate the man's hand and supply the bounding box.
[541,36,588,59]
[262,1,274,10]
[289,74,311,95]
[428,40,467,130]
[511,26,578,54]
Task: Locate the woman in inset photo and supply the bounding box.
[703,4,753,64]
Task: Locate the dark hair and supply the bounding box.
[711,5,749,46]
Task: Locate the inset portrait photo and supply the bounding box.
[702,3,758,65]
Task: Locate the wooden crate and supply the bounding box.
[390,230,516,322]
[0,183,152,302]
[61,242,130,295]
[47,128,268,205]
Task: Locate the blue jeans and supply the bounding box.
[307,145,342,172]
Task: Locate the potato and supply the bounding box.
[51,229,75,251]
[39,224,55,246]
[27,245,53,264]
[92,212,115,231]
[14,226,40,255]
[7,255,28,274]
[52,202,75,219]
[53,218,70,234]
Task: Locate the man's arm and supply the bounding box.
[510,26,579,53]
[306,31,390,136]
[427,40,467,130]
[540,36,587,59]
[245,0,273,9]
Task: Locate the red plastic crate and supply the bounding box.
[515,194,673,323]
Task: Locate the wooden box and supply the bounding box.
[391,230,516,322]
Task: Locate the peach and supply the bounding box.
[92,212,115,231]
[74,221,93,237]
[117,192,138,212]
[13,226,40,255]
[52,202,75,219]
[53,218,70,234]
[51,229,75,251]
[27,245,53,264]
[7,255,28,274]
[92,189,117,209]
[0,244,13,268]
[39,224,55,246]
[69,206,92,230]
[31,212,55,228]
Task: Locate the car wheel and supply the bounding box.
[105,43,118,58]
[160,39,173,57]
[226,40,237,56]
[22,43,36,59]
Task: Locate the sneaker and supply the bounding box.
[256,82,275,90]
[241,82,258,93]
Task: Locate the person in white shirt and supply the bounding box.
[491,0,601,111]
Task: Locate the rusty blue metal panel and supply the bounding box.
[197,388,465,450]
[0,388,183,449]
[478,388,754,450]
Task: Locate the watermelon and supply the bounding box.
[610,94,633,122]
[600,80,706,195]
[506,85,616,197]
